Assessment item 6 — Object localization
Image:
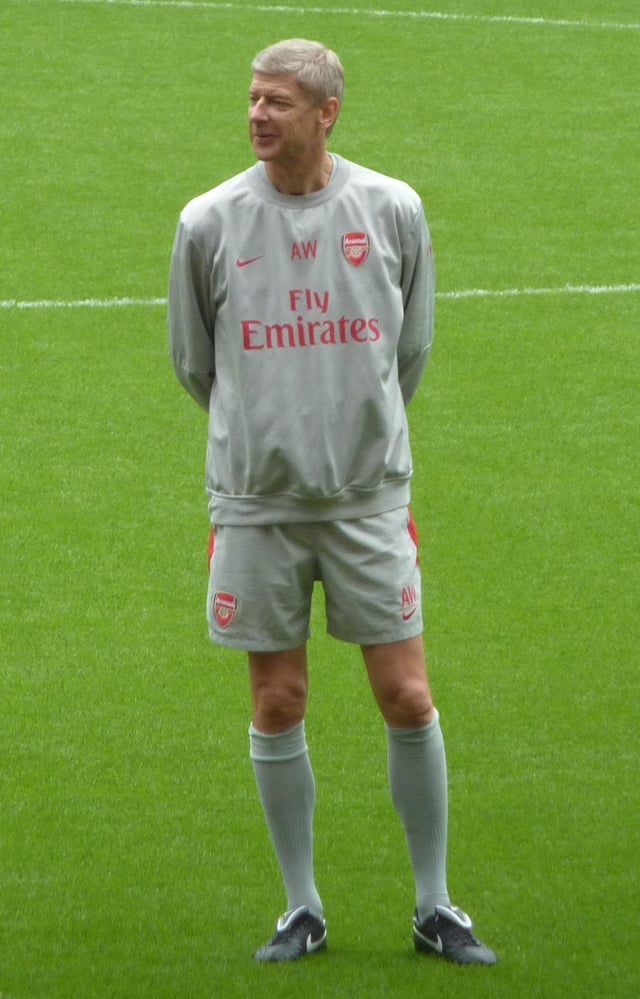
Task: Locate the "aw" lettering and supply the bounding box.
[291,240,318,261]
[401,585,419,621]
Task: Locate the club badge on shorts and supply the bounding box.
[213,591,238,629]
[342,231,370,267]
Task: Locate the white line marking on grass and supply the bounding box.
[2,285,638,310]
[438,283,640,300]
[53,0,640,32]
[0,297,168,310]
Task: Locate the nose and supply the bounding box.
[249,97,268,121]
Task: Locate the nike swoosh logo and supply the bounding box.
[417,931,443,954]
[402,606,418,621]
[236,255,264,268]
[306,930,327,954]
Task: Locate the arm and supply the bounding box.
[167,215,216,412]
[397,205,435,407]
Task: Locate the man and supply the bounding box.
[168,38,496,966]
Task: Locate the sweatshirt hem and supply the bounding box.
[207,480,411,526]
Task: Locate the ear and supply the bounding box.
[319,96,340,134]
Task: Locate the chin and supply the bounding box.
[252,138,277,158]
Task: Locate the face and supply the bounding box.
[248,72,334,167]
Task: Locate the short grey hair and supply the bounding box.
[252,39,345,108]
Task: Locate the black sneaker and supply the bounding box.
[413,904,497,965]
[254,905,327,963]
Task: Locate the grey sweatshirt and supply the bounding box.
[168,154,435,526]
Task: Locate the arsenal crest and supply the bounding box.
[342,231,370,267]
[213,591,238,629]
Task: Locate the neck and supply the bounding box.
[266,152,334,196]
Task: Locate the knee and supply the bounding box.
[379,677,435,729]
[363,636,435,729]
[249,653,308,733]
[253,682,307,732]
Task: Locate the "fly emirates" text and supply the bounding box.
[241,287,381,351]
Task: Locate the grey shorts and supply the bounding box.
[206,506,423,651]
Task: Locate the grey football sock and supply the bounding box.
[249,722,323,920]
[387,710,451,919]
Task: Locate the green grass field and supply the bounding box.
[2,0,638,996]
